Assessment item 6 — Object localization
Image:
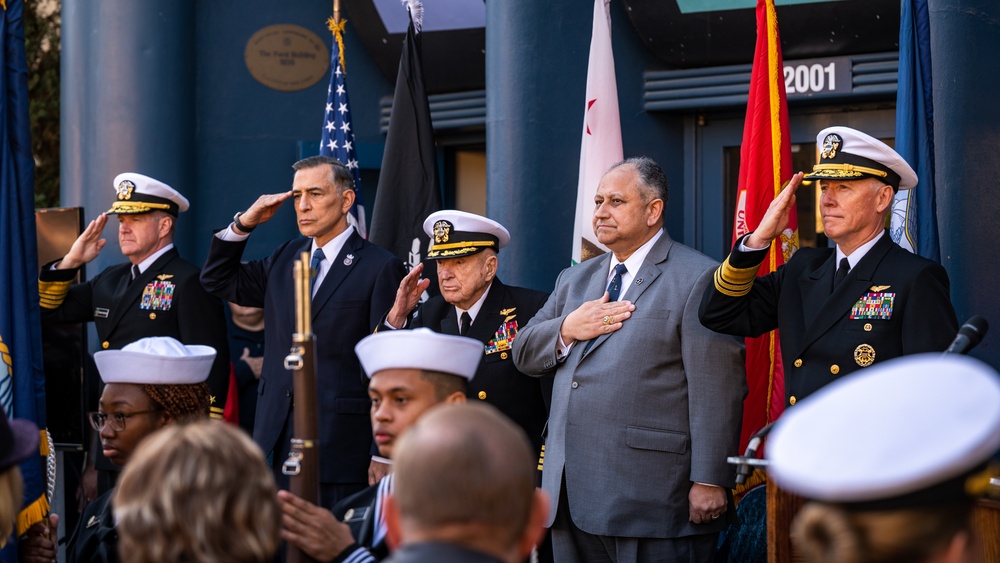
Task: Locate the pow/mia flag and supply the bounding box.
[369,0,440,299]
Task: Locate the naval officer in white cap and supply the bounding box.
[36,172,231,500]
[277,328,482,562]
[381,210,550,479]
[701,126,959,405]
[768,353,1000,563]
[37,172,231,416]
[19,336,216,563]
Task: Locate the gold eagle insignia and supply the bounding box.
[869,285,891,292]
[499,307,516,316]
[156,274,174,281]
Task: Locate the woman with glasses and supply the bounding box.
[18,336,214,563]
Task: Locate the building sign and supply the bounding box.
[244,24,329,92]
[784,56,851,99]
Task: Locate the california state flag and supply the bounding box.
[572,0,623,265]
[734,0,798,456]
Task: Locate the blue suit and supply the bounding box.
[201,230,405,490]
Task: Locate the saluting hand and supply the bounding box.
[58,213,108,270]
[386,263,430,329]
[559,292,635,345]
[744,171,805,249]
[234,191,293,234]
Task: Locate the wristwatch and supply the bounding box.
[233,211,255,233]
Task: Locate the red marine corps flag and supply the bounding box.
[733,0,798,466]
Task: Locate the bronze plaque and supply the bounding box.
[244,24,329,92]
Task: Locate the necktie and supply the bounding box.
[833,257,850,290]
[130,264,140,283]
[309,248,325,291]
[460,311,472,336]
[607,263,628,301]
[584,263,629,354]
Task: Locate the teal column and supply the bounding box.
[930,0,1000,367]
[485,1,591,292]
[62,0,196,273]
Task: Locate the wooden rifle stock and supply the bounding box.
[282,253,320,563]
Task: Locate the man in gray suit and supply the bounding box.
[512,157,746,562]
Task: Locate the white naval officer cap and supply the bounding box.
[767,353,1000,508]
[803,126,918,192]
[107,172,191,216]
[94,336,215,385]
[423,210,511,260]
[355,328,481,381]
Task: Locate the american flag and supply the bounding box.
[321,18,366,237]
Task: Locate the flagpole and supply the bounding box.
[334,0,341,25]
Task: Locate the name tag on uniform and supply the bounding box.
[94,307,110,318]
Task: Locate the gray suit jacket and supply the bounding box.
[512,231,745,538]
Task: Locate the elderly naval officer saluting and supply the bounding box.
[700,126,958,406]
[381,210,550,466]
[37,173,231,413]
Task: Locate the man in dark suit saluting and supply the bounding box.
[700,126,958,406]
[200,155,405,507]
[382,210,550,464]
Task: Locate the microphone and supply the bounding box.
[944,316,989,355]
[727,422,774,485]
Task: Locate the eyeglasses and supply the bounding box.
[87,410,161,432]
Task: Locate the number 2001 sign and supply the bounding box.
[782,57,851,97]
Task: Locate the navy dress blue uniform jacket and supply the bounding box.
[404,279,550,456]
[699,231,958,404]
[38,248,231,413]
[200,230,405,485]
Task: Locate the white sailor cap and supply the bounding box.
[423,210,511,260]
[355,328,481,381]
[804,126,918,192]
[107,172,190,216]
[768,354,1000,508]
[94,337,215,385]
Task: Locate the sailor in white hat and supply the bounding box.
[278,328,483,563]
[37,170,231,422]
[20,336,216,563]
[768,353,1000,563]
[701,125,959,404]
[381,210,551,487]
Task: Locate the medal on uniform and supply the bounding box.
[854,343,875,367]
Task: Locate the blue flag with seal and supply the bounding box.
[0,0,48,556]
[321,16,367,238]
[890,0,940,261]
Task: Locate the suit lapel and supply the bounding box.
[312,232,363,317]
[799,234,893,351]
[106,248,179,330]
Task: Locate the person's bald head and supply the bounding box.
[388,403,547,560]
